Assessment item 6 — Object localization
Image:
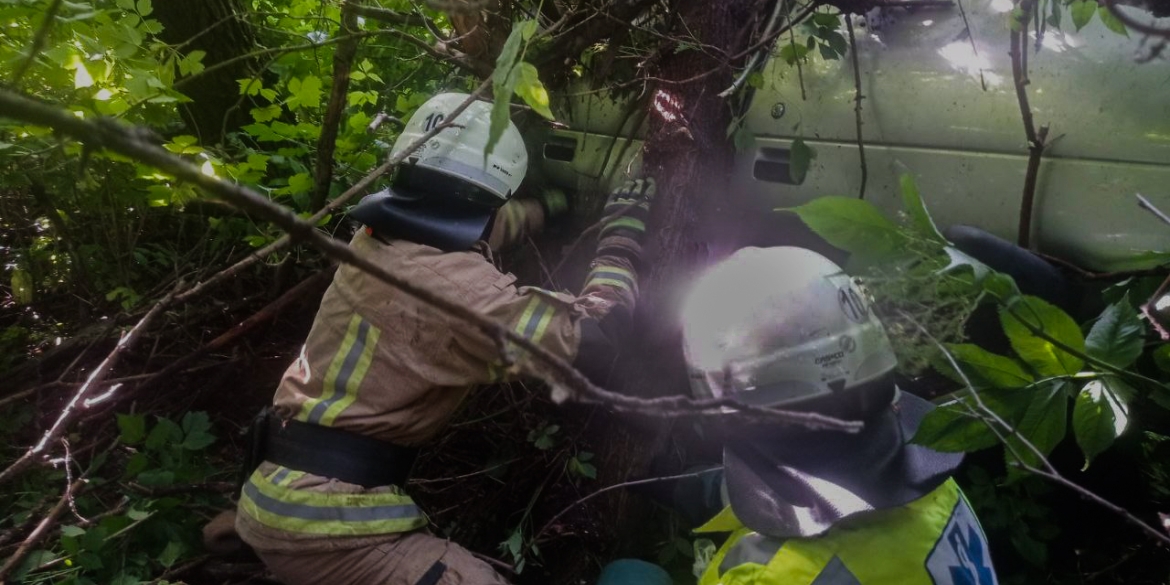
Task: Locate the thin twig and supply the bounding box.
[0,88,861,433]
[534,470,709,543]
[1009,0,1047,249]
[903,311,1170,548]
[845,14,867,199]
[1137,193,1170,228]
[788,18,807,101]
[0,478,85,581]
[718,0,788,98]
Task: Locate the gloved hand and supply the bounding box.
[596,178,656,264]
[535,187,570,221]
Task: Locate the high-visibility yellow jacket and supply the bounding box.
[696,479,998,585]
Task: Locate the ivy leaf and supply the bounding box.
[789,137,816,184]
[1070,0,1095,30]
[1005,379,1070,471]
[513,62,554,120]
[1073,377,1132,468]
[286,76,322,111]
[999,296,1085,376]
[117,413,146,445]
[1084,293,1145,369]
[1097,5,1129,36]
[785,196,907,262]
[899,173,945,243]
[939,344,1034,390]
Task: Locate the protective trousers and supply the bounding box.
[256,530,510,585]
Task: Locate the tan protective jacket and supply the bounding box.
[238,225,598,553]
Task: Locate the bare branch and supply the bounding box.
[0,478,86,581]
[311,1,364,211]
[845,14,868,199]
[0,281,182,487]
[0,88,862,434]
[1137,193,1170,227]
[1102,0,1170,39]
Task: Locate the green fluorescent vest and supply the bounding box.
[696,479,998,585]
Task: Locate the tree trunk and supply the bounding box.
[153,0,261,144]
[591,0,768,557]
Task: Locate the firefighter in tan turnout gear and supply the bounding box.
[232,93,655,585]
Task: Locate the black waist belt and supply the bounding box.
[250,410,419,489]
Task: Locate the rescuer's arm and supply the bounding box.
[462,180,653,387]
[485,188,569,252]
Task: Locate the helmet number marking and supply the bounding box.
[423,112,446,131]
[837,287,869,323]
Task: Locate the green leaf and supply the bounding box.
[939,247,991,283]
[982,272,1022,304]
[61,525,86,537]
[145,417,181,451]
[1073,377,1132,467]
[900,173,945,242]
[11,269,33,305]
[811,13,841,27]
[178,50,205,76]
[1006,380,1070,470]
[180,411,215,450]
[1070,0,1095,30]
[1097,5,1128,36]
[136,0,152,16]
[824,31,848,56]
[999,296,1085,376]
[789,138,816,184]
[286,76,322,111]
[136,469,174,486]
[116,0,135,8]
[487,20,535,158]
[250,104,282,123]
[1084,293,1145,369]
[157,540,182,568]
[110,572,140,585]
[117,413,146,445]
[784,196,906,262]
[778,40,811,64]
[513,62,554,120]
[1153,344,1170,373]
[911,405,1001,452]
[940,344,1034,390]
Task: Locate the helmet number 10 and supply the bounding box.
[423,112,446,131]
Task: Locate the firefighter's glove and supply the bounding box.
[597,178,656,264]
[535,187,570,221]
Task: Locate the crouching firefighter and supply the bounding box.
[599,246,999,585]
[228,92,656,585]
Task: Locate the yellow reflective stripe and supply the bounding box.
[513,296,542,337]
[586,277,634,294]
[239,470,426,536]
[317,323,381,426]
[530,304,555,344]
[600,216,646,235]
[589,265,635,281]
[297,314,363,422]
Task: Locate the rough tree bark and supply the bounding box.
[153,0,261,144]
[592,0,770,556]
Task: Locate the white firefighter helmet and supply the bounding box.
[681,246,898,419]
[391,92,527,205]
[681,246,964,540]
[350,93,529,251]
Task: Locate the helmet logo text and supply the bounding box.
[423,112,446,131]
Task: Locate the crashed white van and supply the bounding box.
[535,1,1170,273]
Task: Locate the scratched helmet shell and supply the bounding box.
[680,246,898,420]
